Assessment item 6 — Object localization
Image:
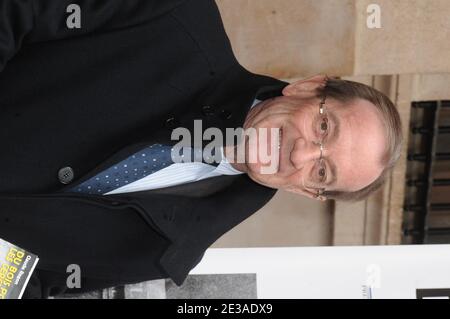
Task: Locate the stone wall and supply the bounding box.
[217,0,450,77]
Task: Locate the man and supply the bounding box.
[0,0,402,298]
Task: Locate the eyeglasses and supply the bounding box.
[311,93,329,199]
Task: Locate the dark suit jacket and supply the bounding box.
[0,0,286,297]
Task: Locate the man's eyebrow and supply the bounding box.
[327,110,340,144]
[325,110,340,187]
[326,159,338,187]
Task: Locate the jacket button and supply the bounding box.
[58,167,74,184]
[219,109,232,120]
[201,105,215,116]
[165,117,180,129]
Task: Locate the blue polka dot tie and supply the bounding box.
[68,144,176,195]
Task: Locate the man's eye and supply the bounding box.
[319,117,329,134]
[318,166,327,183]
[312,160,327,184]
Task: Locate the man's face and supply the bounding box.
[239,76,387,200]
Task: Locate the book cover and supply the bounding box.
[0,238,39,299]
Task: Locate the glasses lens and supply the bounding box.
[318,116,329,140]
[309,159,327,186]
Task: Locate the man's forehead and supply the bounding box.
[328,100,386,192]
[336,155,384,192]
[325,97,369,113]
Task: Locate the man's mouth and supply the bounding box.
[278,128,282,151]
[276,128,283,172]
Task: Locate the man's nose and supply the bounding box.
[290,137,322,169]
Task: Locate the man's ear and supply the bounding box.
[282,74,329,98]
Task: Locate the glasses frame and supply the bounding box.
[315,93,328,199]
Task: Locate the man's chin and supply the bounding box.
[245,136,281,175]
[247,170,281,190]
[247,161,280,178]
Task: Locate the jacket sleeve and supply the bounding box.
[0,192,193,298]
[0,0,187,73]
